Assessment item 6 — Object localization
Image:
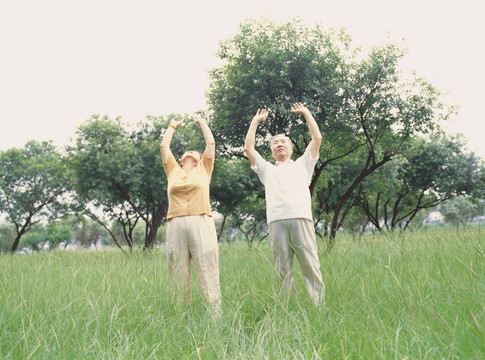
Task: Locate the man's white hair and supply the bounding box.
[270,134,292,148]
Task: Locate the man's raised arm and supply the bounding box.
[244,109,269,166]
[290,103,322,159]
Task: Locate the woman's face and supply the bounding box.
[180,151,202,169]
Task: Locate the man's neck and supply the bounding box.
[275,156,291,163]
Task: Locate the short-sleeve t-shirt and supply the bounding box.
[251,146,317,224]
[163,152,213,220]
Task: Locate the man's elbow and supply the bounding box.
[314,134,323,144]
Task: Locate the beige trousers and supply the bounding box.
[269,218,325,307]
[166,215,221,312]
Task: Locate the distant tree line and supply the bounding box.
[1,18,484,253]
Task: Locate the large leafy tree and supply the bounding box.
[0,141,71,252]
[68,115,164,249]
[67,116,138,248]
[207,18,449,247]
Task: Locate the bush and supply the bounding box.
[0,223,15,253]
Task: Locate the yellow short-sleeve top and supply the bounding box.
[163,152,214,220]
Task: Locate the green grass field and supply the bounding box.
[1,227,484,359]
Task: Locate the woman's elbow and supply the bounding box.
[160,143,170,153]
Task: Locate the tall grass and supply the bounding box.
[1,227,484,359]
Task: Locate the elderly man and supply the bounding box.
[244,103,325,307]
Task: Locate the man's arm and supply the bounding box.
[290,103,322,159]
[244,109,269,166]
[160,118,185,163]
[195,118,216,159]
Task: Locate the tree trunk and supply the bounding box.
[217,214,227,242]
[11,233,23,253]
[10,220,31,253]
[328,153,393,249]
[329,170,370,247]
[143,209,165,250]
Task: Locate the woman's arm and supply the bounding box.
[195,118,216,159]
[160,118,185,163]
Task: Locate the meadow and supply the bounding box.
[1,227,484,359]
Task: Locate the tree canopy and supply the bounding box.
[67,115,175,249]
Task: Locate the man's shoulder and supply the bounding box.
[252,151,273,166]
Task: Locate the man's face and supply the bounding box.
[271,134,293,162]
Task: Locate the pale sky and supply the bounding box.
[1,0,484,159]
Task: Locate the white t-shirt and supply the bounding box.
[251,146,318,224]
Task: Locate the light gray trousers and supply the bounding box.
[269,218,325,307]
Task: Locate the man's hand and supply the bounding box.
[290,103,310,116]
[252,109,269,124]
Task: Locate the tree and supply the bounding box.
[0,141,71,252]
[354,135,484,230]
[392,135,483,229]
[207,18,449,248]
[440,197,484,227]
[67,116,139,249]
[68,115,174,249]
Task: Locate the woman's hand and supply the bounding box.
[170,118,186,129]
[194,118,207,126]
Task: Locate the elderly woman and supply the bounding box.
[160,117,221,314]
